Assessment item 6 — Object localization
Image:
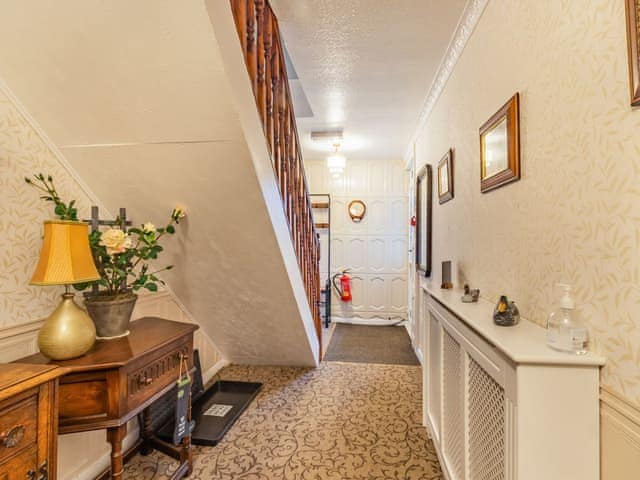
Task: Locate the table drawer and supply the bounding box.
[127,342,191,410]
[0,396,37,464]
[0,444,37,480]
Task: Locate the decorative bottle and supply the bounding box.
[546,284,588,354]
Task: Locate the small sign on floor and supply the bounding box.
[204,403,233,417]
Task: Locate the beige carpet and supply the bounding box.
[124,362,442,479]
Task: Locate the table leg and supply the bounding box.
[106,424,127,480]
[141,409,154,455]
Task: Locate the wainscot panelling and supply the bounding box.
[601,387,640,480]
[306,159,409,320]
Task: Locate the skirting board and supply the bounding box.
[203,358,231,384]
[331,316,407,326]
[403,321,423,366]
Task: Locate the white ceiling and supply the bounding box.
[270,0,467,162]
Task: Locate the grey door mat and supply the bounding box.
[323,324,420,365]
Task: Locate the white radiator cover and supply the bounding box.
[422,287,604,480]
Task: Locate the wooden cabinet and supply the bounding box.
[422,287,605,480]
[0,364,67,480]
[18,318,197,480]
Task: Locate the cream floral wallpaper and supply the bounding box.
[415,0,640,404]
[0,87,94,327]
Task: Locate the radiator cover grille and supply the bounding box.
[468,358,506,480]
[442,330,464,479]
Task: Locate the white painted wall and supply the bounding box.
[305,159,408,322]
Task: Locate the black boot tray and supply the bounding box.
[156,380,262,446]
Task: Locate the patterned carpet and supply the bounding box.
[124,362,442,479]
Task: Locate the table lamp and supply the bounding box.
[30,220,101,360]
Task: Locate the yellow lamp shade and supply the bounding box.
[30,220,100,285]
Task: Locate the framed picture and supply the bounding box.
[437,149,454,204]
[479,93,520,193]
[416,164,432,276]
[626,0,640,106]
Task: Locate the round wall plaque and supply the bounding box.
[348,200,366,222]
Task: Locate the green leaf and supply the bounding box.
[144,283,158,292]
[166,225,175,234]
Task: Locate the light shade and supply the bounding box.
[327,153,346,177]
[30,220,101,285]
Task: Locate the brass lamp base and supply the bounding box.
[38,292,96,360]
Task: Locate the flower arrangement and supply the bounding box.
[25,173,184,298]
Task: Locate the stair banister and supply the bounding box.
[230,0,322,355]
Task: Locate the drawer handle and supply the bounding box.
[138,376,153,387]
[26,461,48,480]
[38,460,48,480]
[1,424,25,448]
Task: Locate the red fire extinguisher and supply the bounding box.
[332,269,352,302]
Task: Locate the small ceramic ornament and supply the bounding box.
[461,284,480,303]
[493,295,520,326]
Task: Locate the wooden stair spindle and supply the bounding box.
[230,0,323,357]
[264,8,274,149]
[255,0,267,124]
[245,0,258,93]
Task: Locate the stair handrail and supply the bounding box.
[230,0,322,354]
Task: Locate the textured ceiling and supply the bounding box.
[270,0,467,161]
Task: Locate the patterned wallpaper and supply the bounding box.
[0,87,94,327]
[414,0,640,403]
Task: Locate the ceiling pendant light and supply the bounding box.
[326,143,346,178]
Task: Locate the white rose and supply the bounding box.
[100,229,132,255]
[142,222,156,233]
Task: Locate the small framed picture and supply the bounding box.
[479,93,520,193]
[626,0,640,106]
[437,149,454,204]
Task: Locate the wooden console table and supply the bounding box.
[18,317,198,480]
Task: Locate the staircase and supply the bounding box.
[0,0,321,366]
[229,0,322,353]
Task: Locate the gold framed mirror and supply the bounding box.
[479,93,521,193]
[348,200,366,222]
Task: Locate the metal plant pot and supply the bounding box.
[85,293,138,339]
